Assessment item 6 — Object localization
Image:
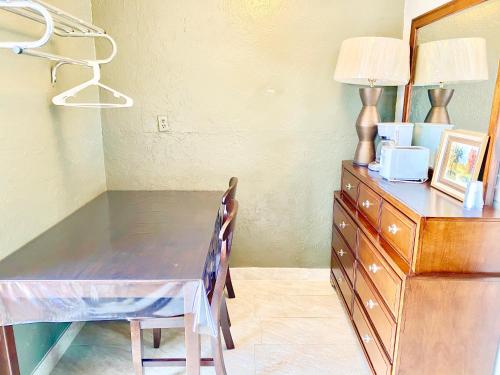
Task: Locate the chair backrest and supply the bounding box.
[210,200,238,321]
[219,200,237,256]
[221,177,238,206]
[206,178,238,296]
[221,177,238,227]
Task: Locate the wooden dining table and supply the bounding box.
[0,190,224,375]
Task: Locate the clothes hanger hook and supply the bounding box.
[90,62,101,81]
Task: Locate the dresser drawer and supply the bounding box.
[358,232,402,318]
[331,250,353,314]
[353,299,391,375]
[332,227,356,285]
[341,169,360,203]
[355,267,397,360]
[380,201,416,262]
[333,201,357,251]
[358,184,382,229]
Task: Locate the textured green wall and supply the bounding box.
[378,87,398,123]
[92,0,403,268]
[14,323,70,374]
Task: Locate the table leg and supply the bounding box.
[184,313,201,375]
[130,320,144,375]
[0,326,20,375]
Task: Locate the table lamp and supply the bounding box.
[334,37,409,166]
[413,38,488,124]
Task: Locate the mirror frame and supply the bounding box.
[402,0,500,205]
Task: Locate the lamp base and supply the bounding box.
[354,87,382,166]
[424,88,454,124]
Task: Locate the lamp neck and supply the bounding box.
[368,79,376,88]
[439,82,445,89]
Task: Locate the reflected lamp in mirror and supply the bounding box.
[334,37,409,166]
[413,37,488,124]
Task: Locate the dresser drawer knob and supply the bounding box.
[366,299,378,310]
[338,221,347,229]
[361,200,373,208]
[388,224,400,234]
[368,263,381,274]
[362,334,372,343]
[337,249,346,257]
[345,183,353,191]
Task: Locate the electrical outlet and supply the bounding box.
[157,115,169,132]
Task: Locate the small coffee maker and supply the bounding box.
[368,123,414,171]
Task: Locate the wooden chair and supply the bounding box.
[151,177,238,350]
[130,200,239,375]
[222,177,238,299]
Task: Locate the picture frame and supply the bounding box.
[432,129,489,201]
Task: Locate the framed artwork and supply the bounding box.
[432,130,489,201]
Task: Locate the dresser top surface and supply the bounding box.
[343,161,500,219]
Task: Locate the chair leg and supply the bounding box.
[211,328,227,375]
[130,321,144,375]
[226,306,231,327]
[225,268,236,299]
[153,328,161,348]
[220,298,235,350]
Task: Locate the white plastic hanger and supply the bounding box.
[0,0,54,49]
[52,62,133,108]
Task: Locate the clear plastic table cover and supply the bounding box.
[0,191,224,337]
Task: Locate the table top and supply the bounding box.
[0,190,223,282]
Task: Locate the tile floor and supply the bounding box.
[52,268,370,375]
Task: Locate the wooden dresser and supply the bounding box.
[331,161,500,375]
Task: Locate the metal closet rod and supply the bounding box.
[12,31,117,68]
[13,46,89,66]
[2,0,104,34]
[1,0,114,67]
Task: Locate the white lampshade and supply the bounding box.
[414,38,488,86]
[334,37,410,86]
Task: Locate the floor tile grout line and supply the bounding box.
[258,317,344,320]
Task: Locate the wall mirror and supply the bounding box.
[403,0,500,205]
